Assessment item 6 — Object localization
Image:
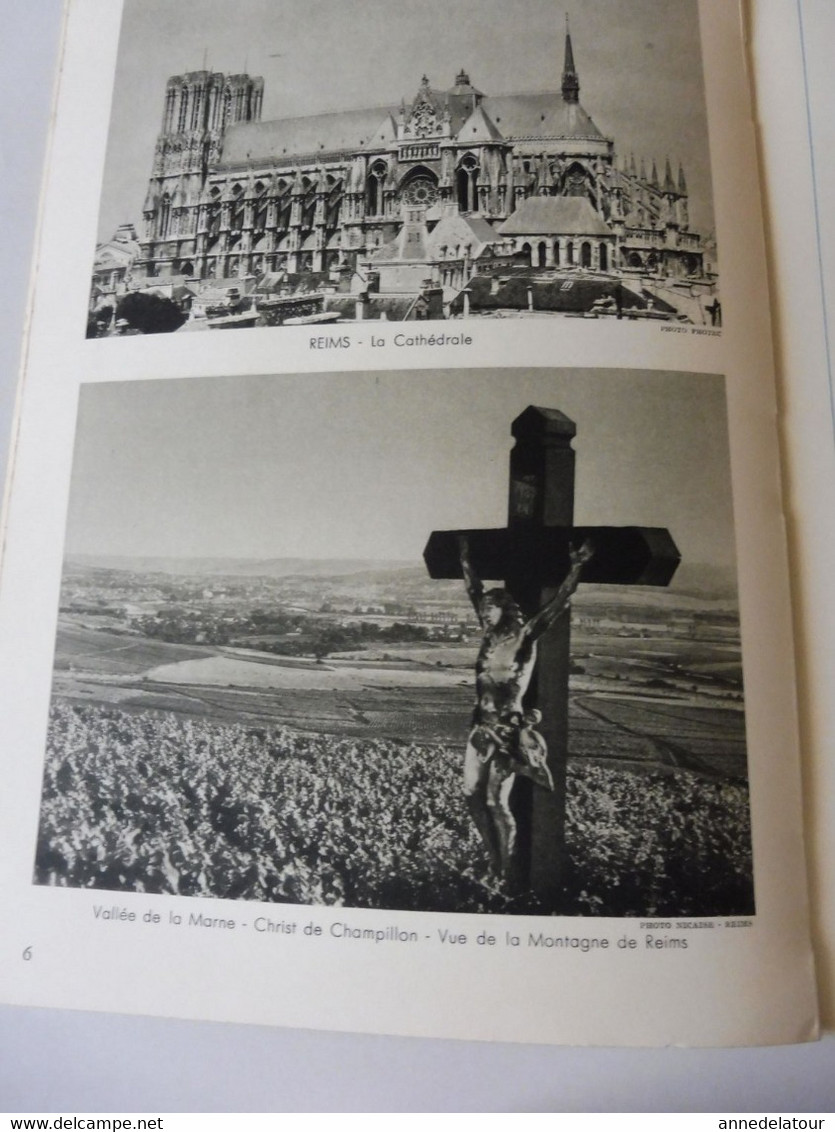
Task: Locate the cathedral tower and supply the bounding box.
[139,71,264,278]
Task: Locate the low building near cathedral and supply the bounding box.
[90,27,716,331]
[89,223,141,317]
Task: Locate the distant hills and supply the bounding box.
[66,554,738,602]
[67,554,417,581]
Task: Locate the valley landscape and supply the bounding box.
[36,555,753,915]
[51,556,747,772]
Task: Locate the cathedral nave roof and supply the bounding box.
[219,89,607,168]
[220,107,398,166]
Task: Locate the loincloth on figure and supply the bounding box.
[467,709,554,791]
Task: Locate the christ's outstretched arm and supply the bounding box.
[523,539,594,643]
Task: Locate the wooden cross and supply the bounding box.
[423,405,680,909]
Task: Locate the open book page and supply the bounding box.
[749,0,835,1027]
[0,0,817,1046]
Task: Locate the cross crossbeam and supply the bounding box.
[424,525,680,594]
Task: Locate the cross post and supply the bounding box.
[423,405,680,909]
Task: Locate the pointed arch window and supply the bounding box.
[164,89,177,133]
[366,161,387,217]
[563,161,589,200]
[301,180,317,229]
[276,181,292,229]
[230,183,245,232]
[178,89,190,133]
[158,193,172,239]
[206,186,222,237]
[326,177,344,227]
[253,182,268,233]
[456,154,480,213]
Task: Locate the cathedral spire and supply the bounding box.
[664,157,676,193]
[562,14,580,104]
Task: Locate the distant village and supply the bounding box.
[59,564,475,658]
[59,561,739,669]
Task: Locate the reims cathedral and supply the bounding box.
[128,28,706,286]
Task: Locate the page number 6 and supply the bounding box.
[22,946,32,961]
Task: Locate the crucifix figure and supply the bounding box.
[424,405,680,907]
[458,533,593,878]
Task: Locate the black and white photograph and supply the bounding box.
[88,0,721,338]
[35,368,753,917]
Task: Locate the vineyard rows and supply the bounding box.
[35,700,754,916]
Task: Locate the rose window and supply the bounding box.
[401,176,438,208]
